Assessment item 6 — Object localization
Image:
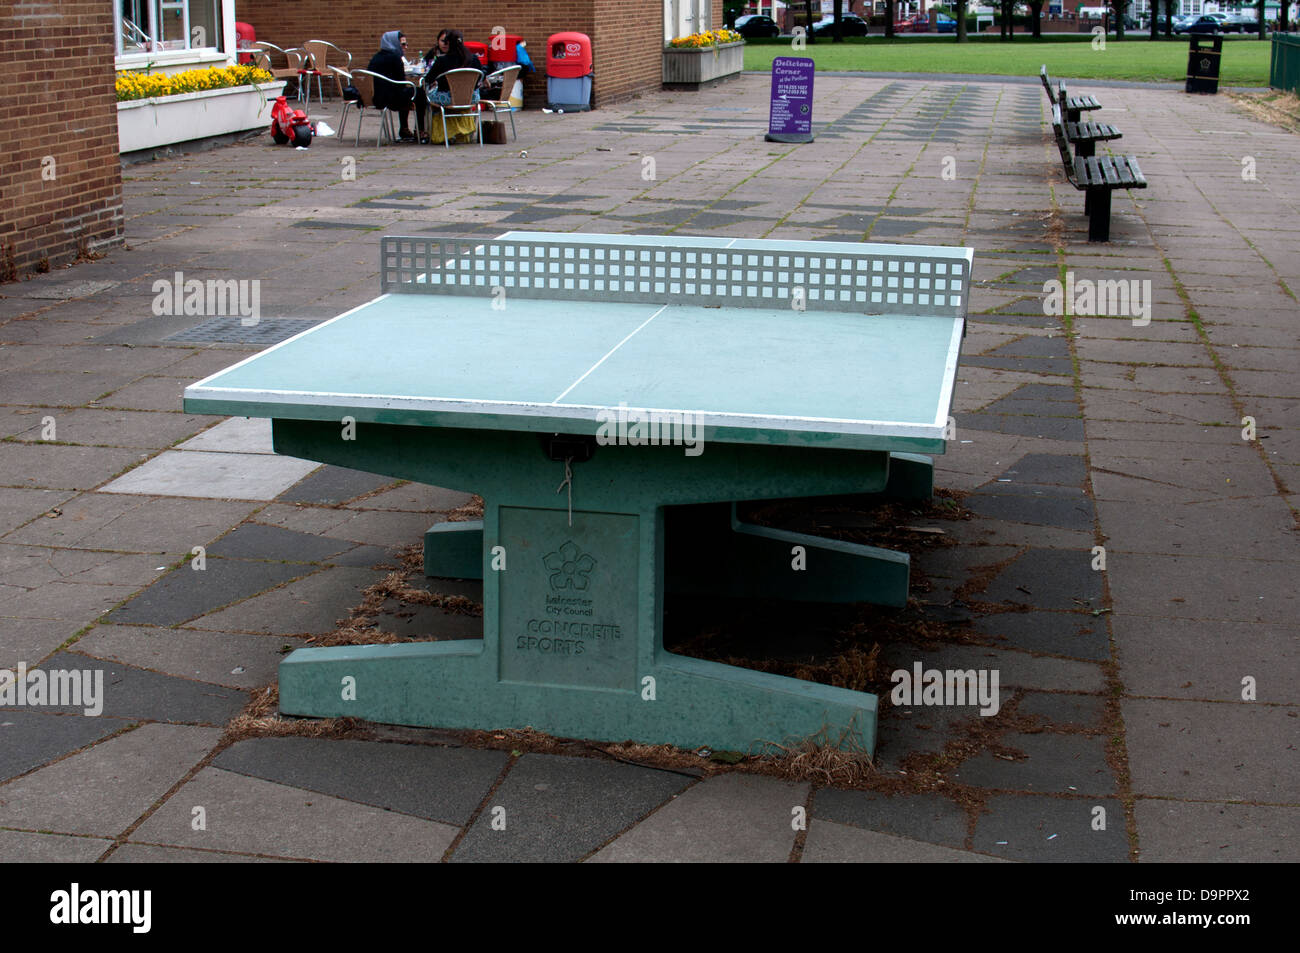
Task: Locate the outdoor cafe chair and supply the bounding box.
[430,68,483,148]
[252,43,306,100]
[302,40,352,104]
[349,68,415,147]
[480,65,521,142]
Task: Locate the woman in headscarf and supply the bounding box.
[367,30,423,142]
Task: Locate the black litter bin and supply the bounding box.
[1186,35,1222,94]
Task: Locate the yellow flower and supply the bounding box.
[116,64,275,101]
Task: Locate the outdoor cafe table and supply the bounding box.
[183,232,972,755]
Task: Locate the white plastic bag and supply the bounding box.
[509,79,523,109]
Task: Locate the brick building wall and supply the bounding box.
[238,0,679,108]
[0,1,123,281]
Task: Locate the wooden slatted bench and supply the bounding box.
[1065,117,1122,158]
[1040,65,1102,123]
[1051,105,1147,242]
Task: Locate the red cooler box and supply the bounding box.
[546,31,592,111]
[489,32,524,64]
[464,40,489,70]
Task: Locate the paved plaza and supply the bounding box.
[0,73,1296,863]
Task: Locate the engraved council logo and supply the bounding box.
[543,541,596,591]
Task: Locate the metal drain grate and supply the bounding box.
[163,316,322,346]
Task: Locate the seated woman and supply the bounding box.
[421,29,482,107]
[367,30,425,142]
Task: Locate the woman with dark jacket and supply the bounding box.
[421,29,482,105]
[367,30,424,141]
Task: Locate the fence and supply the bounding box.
[1271,33,1300,92]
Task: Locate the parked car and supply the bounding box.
[1221,12,1256,32]
[936,14,956,33]
[1175,14,1223,33]
[908,14,931,31]
[734,14,781,38]
[810,13,870,35]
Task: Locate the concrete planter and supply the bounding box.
[117,81,285,154]
[662,41,745,89]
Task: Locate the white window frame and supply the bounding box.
[115,0,236,72]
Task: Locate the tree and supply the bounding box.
[956,0,970,41]
[1280,0,1290,34]
[805,0,817,42]
[1255,0,1267,38]
[1000,0,1017,40]
[833,0,845,41]
[885,0,897,38]
[1026,0,1044,37]
[1108,0,1126,39]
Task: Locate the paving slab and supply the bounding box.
[588,772,806,864]
[453,753,692,863]
[100,449,319,500]
[1133,800,1300,863]
[953,732,1115,796]
[92,376,191,412]
[214,737,508,826]
[0,617,80,669]
[0,577,137,623]
[1113,617,1299,704]
[33,652,247,724]
[310,509,439,547]
[1016,692,1106,729]
[3,494,257,553]
[183,565,378,635]
[130,766,457,862]
[978,547,1104,611]
[1105,553,1298,624]
[105,843,290,862]
[0,544,168,590]
[879,643,1106,694]
[107,555,312,626]
[1096,497,1300,560]
[972,794,1129,863]
[957,413,1085,442]
[812,788,968,848]
[0,444,144,492]
[972,610,1110,660]
[4,408,209,450]
[0,723,221,836]
[206,522,358,563]
[275,466,399,505]
[802,820,1005,863]
[0,710,122,783]
[73,624,302,690]
[175,416,274,453]
[1122,698,1300,802]
[345,483,476,513]
[966,491,1096,532]
[0,830,113,863]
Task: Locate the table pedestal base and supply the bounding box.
[272,420,936,754]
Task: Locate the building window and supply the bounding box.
[117,0,223,54]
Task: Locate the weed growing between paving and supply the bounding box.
[1229,90,1300,134]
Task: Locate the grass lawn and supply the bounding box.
[742,36,1272,85]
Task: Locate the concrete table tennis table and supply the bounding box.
[184,232,971,755]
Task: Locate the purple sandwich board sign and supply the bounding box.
[766,56,815,143]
